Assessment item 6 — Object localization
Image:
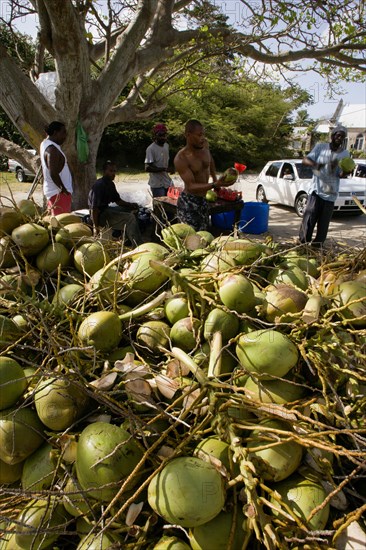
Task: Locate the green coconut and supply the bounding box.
[12,314,28,331]
[204,308,240,342]
[194,436,234,473]
[52,283,84,307]
[136,320,171,353]
[189,507,249,550]
[55,222,93,248]
[34,377,90,431]
[0,406,44,465]
[64,476,99,518]
[200,251,237,273]
[194,343,238,374]
[21,442,57,491]
[131,242,169,260]
[247,418,303,482]
[76,531,119,550]
[124,253,169,293]
[222,239,267,265]
[170,317,200,352]
[0,207,22,235]
[36,242,70,272]
[196,230,215,245]
[241,375,305,404]
[107,345,134,362]
[75,421,143,501]
[184,233,208,251]
[74,241,110,277]
[88,264,123,302]
[0,457,23,484]
[268,264,308,291]
[265,284,307,322]
[153,536,191,550]
[205,189,217,202]
[15,499,70,550]
[56,212,83,225]
[78,311,122,352]
[11,222,49,256]
[210,235,235,247]
[164,294,190,324]
[223,167,239,184]
[282,251,319,278]
[339,156,356,173]
[148,456,226,527]
[236,329,298,379]
[0,315,21,349]
[219,273,256,313]
[333,280,366,327]
[0,273,28,301]
[0,236,17,268]
[17,199,41,218]
[271,474,330,530]
[0,356,27,410]
[0,526,23,550]
[161,223,196,248]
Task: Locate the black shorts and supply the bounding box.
[177,191,209,231]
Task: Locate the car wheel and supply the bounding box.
[16,169,26,183]
[256,185,268,203]
[294,193,308,217]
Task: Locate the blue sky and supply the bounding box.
[297,74,366,121]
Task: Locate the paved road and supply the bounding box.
[1,171,365,248]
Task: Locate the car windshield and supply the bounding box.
[296,164,313,179]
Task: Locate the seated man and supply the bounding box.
[88,160,143,246]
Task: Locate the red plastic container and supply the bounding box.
[167,187,182,199]
[216,188,242,201]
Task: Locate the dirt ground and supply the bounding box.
[1,171,365,249]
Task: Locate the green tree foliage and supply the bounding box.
[99,79,310,171]
[0,26,35,146]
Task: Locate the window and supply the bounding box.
[266,162,281,177]
[354,134,364,151]
[296,164,313,179]
[280,163,295,179]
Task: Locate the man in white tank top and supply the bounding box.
[40,121,73,215]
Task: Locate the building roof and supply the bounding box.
[338,104,366,129]
[316,123,330,133]
[313,102,366,134]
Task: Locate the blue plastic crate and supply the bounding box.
[211,210,236,230]
[239,202,269,234]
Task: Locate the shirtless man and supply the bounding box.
[174,120,233,230]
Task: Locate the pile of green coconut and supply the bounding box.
[0,199,365,550]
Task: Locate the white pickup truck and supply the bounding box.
[7,149,37,182]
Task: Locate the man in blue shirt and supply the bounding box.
[299,125,351,247]
[88,161,143,245]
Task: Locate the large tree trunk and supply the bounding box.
[66,119,104,210]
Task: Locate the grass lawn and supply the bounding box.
[0,171,32,200]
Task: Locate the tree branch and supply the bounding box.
[0,44,55,148]
[0,137,40,172]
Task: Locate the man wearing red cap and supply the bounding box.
[145,123,173,197]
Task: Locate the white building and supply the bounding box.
[314,100,366,154]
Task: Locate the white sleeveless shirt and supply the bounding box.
[40,138,73,199]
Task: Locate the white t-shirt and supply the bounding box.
[145,142,172,189]
[40,138,73,199]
